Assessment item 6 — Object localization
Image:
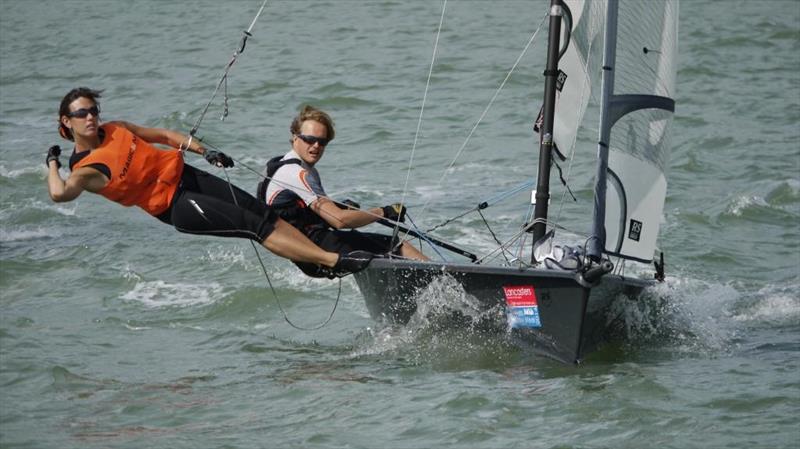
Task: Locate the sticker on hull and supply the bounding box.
[503,285,541,329]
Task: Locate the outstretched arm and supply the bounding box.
[107,120,233,168]
[106,120,206,155]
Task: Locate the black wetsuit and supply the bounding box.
[69,148,276,242]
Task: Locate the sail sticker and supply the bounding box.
[556,69,567,92]
[503,285,541,329]
[628,219,642,242]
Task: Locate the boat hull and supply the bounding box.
[353,259,650,364]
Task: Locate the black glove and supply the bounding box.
[46,145,62,169]
[204,149,234,168]
[382,203,406,223]
[337,199,361,210]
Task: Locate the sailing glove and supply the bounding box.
[46,145,62,169]
[338,199,361,210]
[382,203,406,223]
[204,149,234,168]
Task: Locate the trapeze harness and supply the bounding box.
[257,155,398,268]
[256,156,329,235]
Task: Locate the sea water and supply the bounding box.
[1,1,798,448]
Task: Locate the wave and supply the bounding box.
[0,164,45,179]
[119,279,225,309]
[720,179,800,221]
[608,274,800,359]
[0,226,59,242]
[732,283,800,327]
[607,278,741,356]
[0,199,77,220]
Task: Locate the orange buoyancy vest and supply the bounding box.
[72,123,184,216]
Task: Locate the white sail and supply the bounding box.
[555,0,678,264]
[551,0,604,157]
[601,0,678,262]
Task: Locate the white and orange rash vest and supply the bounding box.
[72,123,184,216]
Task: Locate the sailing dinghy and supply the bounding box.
[354,0,678,364]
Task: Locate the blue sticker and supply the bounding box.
[508,305,541,329]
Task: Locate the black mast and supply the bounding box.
[531,0,565,264]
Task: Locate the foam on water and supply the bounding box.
[609,276,746,356]
[0,226,58,242]
[119,280,225,309]
[200,244,253,270]
[732,283,800,326]
[0,199,77,222]
[0,163,48,179]
[727,194,770,217]
[350,275,506,361]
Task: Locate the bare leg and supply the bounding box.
[262,219,339,267]
[400,241,429,261]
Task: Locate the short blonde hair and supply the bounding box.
[290,105,335,141]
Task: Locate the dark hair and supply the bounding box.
[58,87,103,141]
[290,105,335,143]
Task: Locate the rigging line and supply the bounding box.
[423,180,534,234]
[416,11,549,225]
[476,217,586,265]
[189,0,269,137]
[199,135,473,263]
[475,219,543,265]
[220,167,341,331]
[187,2,341,330]
[484,179,537,205]
[405,213,447,261]
[515,204,535,262]
[222,153,472,261]
[477,209,510,265]
[188,0,343,331]
[395,0,448,243]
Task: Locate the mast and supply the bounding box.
[531,0,565,264]
[588,0,618,261]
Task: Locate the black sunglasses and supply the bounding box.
[67,105,100,119]
[296,134,330,147]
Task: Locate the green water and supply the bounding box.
[1,1,798,448]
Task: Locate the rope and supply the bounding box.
[187,0,344,330]
[395,0,448,244]
[416,11,549,225]
[405,213,447,261]
[195,134,434,242]
[221,168,341,331]
[189,0,269,137]
[477,209,510,265]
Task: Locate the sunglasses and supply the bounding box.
[295,134,330,147]
[67,105,100,119]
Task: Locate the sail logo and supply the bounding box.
[556,69,567,92]
[628,219,643,242]
[503,285,541,329]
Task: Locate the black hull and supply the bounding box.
[353,259,650,364]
